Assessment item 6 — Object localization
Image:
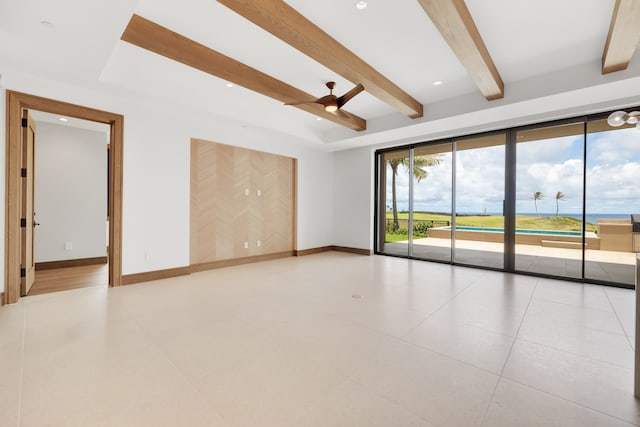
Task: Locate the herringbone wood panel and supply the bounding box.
[190,139,295,264]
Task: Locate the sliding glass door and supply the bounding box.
[411,143,453,262]
[377,148,410,257]
[514,122,585,278]
[584,118,638,286]
[375,108,640,288]
[453,133,506,268]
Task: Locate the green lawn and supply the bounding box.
[384,212,596,243]
[385,233,412,243]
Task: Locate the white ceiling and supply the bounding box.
[29,110,110,134]
[2,0,639,151]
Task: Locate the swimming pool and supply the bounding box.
[444,226,582,237]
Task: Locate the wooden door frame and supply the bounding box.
[4,90,123,304]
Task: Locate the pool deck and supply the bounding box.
[428,226,603,249]
[413,237,635,265]
[381,237,636,285]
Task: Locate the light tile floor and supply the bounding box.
[0,252,637,426]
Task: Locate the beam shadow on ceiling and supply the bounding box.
[120,14,366,132]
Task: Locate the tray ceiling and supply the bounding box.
[2,0,640,151]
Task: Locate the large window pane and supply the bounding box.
[375,108,638,289]
[411,142,453,262]
[515,123,585,278]
[377,149,411,257]
[584,119,639,286]
[454,133,506,268]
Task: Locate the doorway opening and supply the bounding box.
[4,90,123,304]
[27,111,110,296]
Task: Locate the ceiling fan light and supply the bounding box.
[607,110,627,127]
[325,103,338,113]
[625,111,640,124]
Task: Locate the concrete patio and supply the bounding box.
[382,237,636,285]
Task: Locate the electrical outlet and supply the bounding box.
[145,251,150,261]
[257,189,262,197]
[243,241,249,249]
[257,240,261,247]
[244,188,250,196]
[64,241,72,251]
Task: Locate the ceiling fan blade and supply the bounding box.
[286,93,336,106]
[316,94,337,106]
[337,83,364,108]
[284,99,321,106]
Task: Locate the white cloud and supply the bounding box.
[517,135,580,165]
[383,128,640,215]
[588,128,640,165]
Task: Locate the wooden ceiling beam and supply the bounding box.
[602,0,640,74]
[417,0,504,101]
[121,14,365,131]
[217,0,423,119]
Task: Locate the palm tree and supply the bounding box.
[530,191,544,216]
[555,191,566,217]
[389,155,442,230]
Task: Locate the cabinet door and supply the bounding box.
[190,139,295,264]
[263,154,294,253]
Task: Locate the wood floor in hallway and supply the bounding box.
[28,264,108,296]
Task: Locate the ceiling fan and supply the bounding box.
[285,81,364,118]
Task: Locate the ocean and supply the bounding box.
[412,211,634,225]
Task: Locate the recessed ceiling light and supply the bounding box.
[40,21,55,29]
[59,117,68,122]
[433,80,443,86]
[356,1,367,10]
[316,117,322,121]
[226,83,234,88]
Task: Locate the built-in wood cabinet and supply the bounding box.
[190,139,295,265]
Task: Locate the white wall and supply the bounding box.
[332,147,374,250]
[0,68,335,292]
[34,122,108,263]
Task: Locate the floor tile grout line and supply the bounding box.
[247,287,510,380]
[499,280,538,377]
[534,294,619,314]
[394,337,506,377]
[129,305,346,406]
[501,376,640,426]
[129,311,357,425]
[346,375,443,427]
[523,302,631,337]
[401,312,518,343]
[514,335,634,371]
[399,273,484,339]
[125,316,232,415]
[217,293,508,382]
[603,288,635,352]
[312,375,438,427]
[479,279,539,426]
[250,269,531,380]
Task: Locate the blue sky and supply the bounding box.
[386,127,640,215]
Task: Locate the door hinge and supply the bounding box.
[20,218,26,228]
[20,268,26,278]
[21,118,28,128]
[21,168,27,178]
